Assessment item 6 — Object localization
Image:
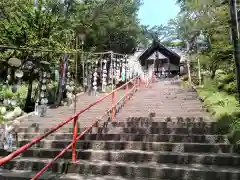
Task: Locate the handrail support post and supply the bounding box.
[125,83,129,104]
[72,116,78,162]
[111,91,115,120]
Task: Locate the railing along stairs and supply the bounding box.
[0,73,155,179]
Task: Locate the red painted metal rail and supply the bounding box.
[0,75,154,179]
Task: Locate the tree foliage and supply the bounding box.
[0,0,145,54]
[0,0,148,112]
[171,0,233,77]
[175,0,240,140]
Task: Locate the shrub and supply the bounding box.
[196,78,240,144]
[181,74,188,81]
[223,81,237,94]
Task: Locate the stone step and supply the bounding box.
[110,121,217,128]
[106,127,221,135]
[17,119,218,134]
[126,116,210,122]
[16,133,228,143]
[18,120,218,132]
[16,126,221,134]
[2,158,240,180]
[0,170,165,180]
[0,170,63,180]
[1,149,240,167]
[18,122,96,131]
[11,140,234,153]
[17,126,93,134]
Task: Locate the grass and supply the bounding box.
[197,86,239,119]
[182,77,240,144]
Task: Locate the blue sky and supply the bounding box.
[138,0,180,27]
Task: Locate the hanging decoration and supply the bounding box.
[119,58,123,80]
[115,56,121,84]
[54,55,68,106]
[121,57,126,82]
[102,58,107,92]
[2,57,23,123]
[86,61,92,95]
[114,56,118,81]
[83,62,88,92]
[37,71,50,117]
[125,58,130,81]
[110,53,115,90]
[109,54,114,87]
[66,72,74,106]
[60,55,69,89]
[93,59,98,96]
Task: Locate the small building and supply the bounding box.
[135,41,181,75]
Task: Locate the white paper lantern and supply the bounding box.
[69,86,74,92]
[40,99,45,105]
[3,99,8,105]
[13,107,22,117]
[44,98,48,104]
[40,92,45,97]
[103,70,107,74]
[7,99,11,105]
[66,85,70,91]
[41,85,46,90]
[8,58,21,67]
[102,82,107,85]
[10,100,17,106]
[3,111,15,121]
[43,72,47,77]
[15,70,23,78]
[70,81,74,86]
[0,107,7,115]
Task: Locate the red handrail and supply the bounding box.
[0,77,152,180]
[31,83,140,180]
[0,75,152,179]
[0,77,138,166]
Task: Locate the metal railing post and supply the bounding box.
[72,116,78,162]
[125,82,129,104]
[111,91,115,120]
[134,78,137,92]
[137,77,140,87]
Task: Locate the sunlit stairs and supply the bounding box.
[0,117,240,180]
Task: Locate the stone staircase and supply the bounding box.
[15,90,125,135]
[0,79,240,180]
[0,118,240,180]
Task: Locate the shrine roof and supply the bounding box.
[138,41,181,66]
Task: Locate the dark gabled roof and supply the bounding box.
[138,41,181,66]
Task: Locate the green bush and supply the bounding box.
[223,81,237,94]
[212,70,236,92]
[196,78,240,144]
[0,84,28,110]
[181,74,188,81]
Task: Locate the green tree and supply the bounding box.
[171,0,232,78]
